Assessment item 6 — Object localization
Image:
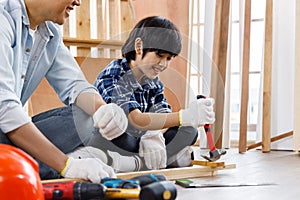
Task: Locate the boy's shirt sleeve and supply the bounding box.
[94,60,141,115]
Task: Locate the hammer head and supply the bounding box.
[139,181,177,200]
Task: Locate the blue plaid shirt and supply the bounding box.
[94,58,172,136]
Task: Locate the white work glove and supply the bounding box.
[180,98,215,128]
[93,103,128,140]
[60,157,116,183]
[139,130,167,170]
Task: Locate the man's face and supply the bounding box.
[46,0,80,25]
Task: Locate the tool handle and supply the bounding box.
[196,95,216,151]
[131,174,167,187]
[196,95,210,130]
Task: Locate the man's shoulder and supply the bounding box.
[0,0,20,11]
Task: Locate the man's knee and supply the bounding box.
[0,132,14,145]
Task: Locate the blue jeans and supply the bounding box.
[0,106,88,179]
[1,105,198,179]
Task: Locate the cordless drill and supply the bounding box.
[43,181,141,200]
[43,181,106,200]
[43,174,175,200]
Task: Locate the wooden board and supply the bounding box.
[210,0,231,148]
[262,0,273,153]
[239,0,251,153]
[42,164,236,184]
[192,160,225,168]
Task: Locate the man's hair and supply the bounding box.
[122,16,182,62]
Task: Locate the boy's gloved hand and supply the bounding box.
[179,98,215,128]
[93,103,128,140]
[60,157,116,183]
[139,130,167,170]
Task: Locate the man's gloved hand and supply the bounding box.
[60,157,116,183]
[93,103,128,140]
[139,130,167,170]
[179,98,215,128]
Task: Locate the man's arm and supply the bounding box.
[7,122,67,172]
[128,109,180,131]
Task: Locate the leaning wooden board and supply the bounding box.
[42,163,236,184]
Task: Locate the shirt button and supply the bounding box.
[25,48,31,52]
[21,74,26,79]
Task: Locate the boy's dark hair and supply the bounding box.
[122,16,182,62]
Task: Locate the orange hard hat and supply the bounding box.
[0,144,45,200]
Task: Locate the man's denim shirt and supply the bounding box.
[0,0,96,133]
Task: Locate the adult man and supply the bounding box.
[0,0,127,183]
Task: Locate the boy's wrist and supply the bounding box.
[178,110,183,126]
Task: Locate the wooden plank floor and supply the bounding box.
[176,147,300,199]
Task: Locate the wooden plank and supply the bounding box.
[96,0,106,57]
[117,166,216,180]
[294,0,300,151]
[192,160,225,168]
[120,0,135,40]
[210,0,231,148]
[247,131,293,151]
[76,0,91,57]
[42,164,236,184]
[262,0,273,153]
[239,0,251,153]
[63,37,124,48]
[110,0,121,38]
[117,165,236,181]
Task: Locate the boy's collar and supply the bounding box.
[121,58,158,90]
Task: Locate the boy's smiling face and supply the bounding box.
[130,38,174,81]
[135,51,173,80]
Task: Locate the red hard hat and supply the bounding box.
[0,144,45,200]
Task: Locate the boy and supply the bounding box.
[0,0,127,182]
[93,16,218,170]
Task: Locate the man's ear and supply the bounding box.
[135,37,143,55]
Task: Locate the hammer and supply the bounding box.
[139,181,177,200]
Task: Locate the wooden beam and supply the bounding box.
[294,0,300,151]
[76,0,91,57]
[63,37,124,49]
[41,164,236,184]
[120,0,135,40]
[210,0,231,148]
[116,165,236,180]
[239,0,251,153]
[262,0,273,153]
[192,160,225,168]
[247,131,293,151]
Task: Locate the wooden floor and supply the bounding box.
[176,147,300,199]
